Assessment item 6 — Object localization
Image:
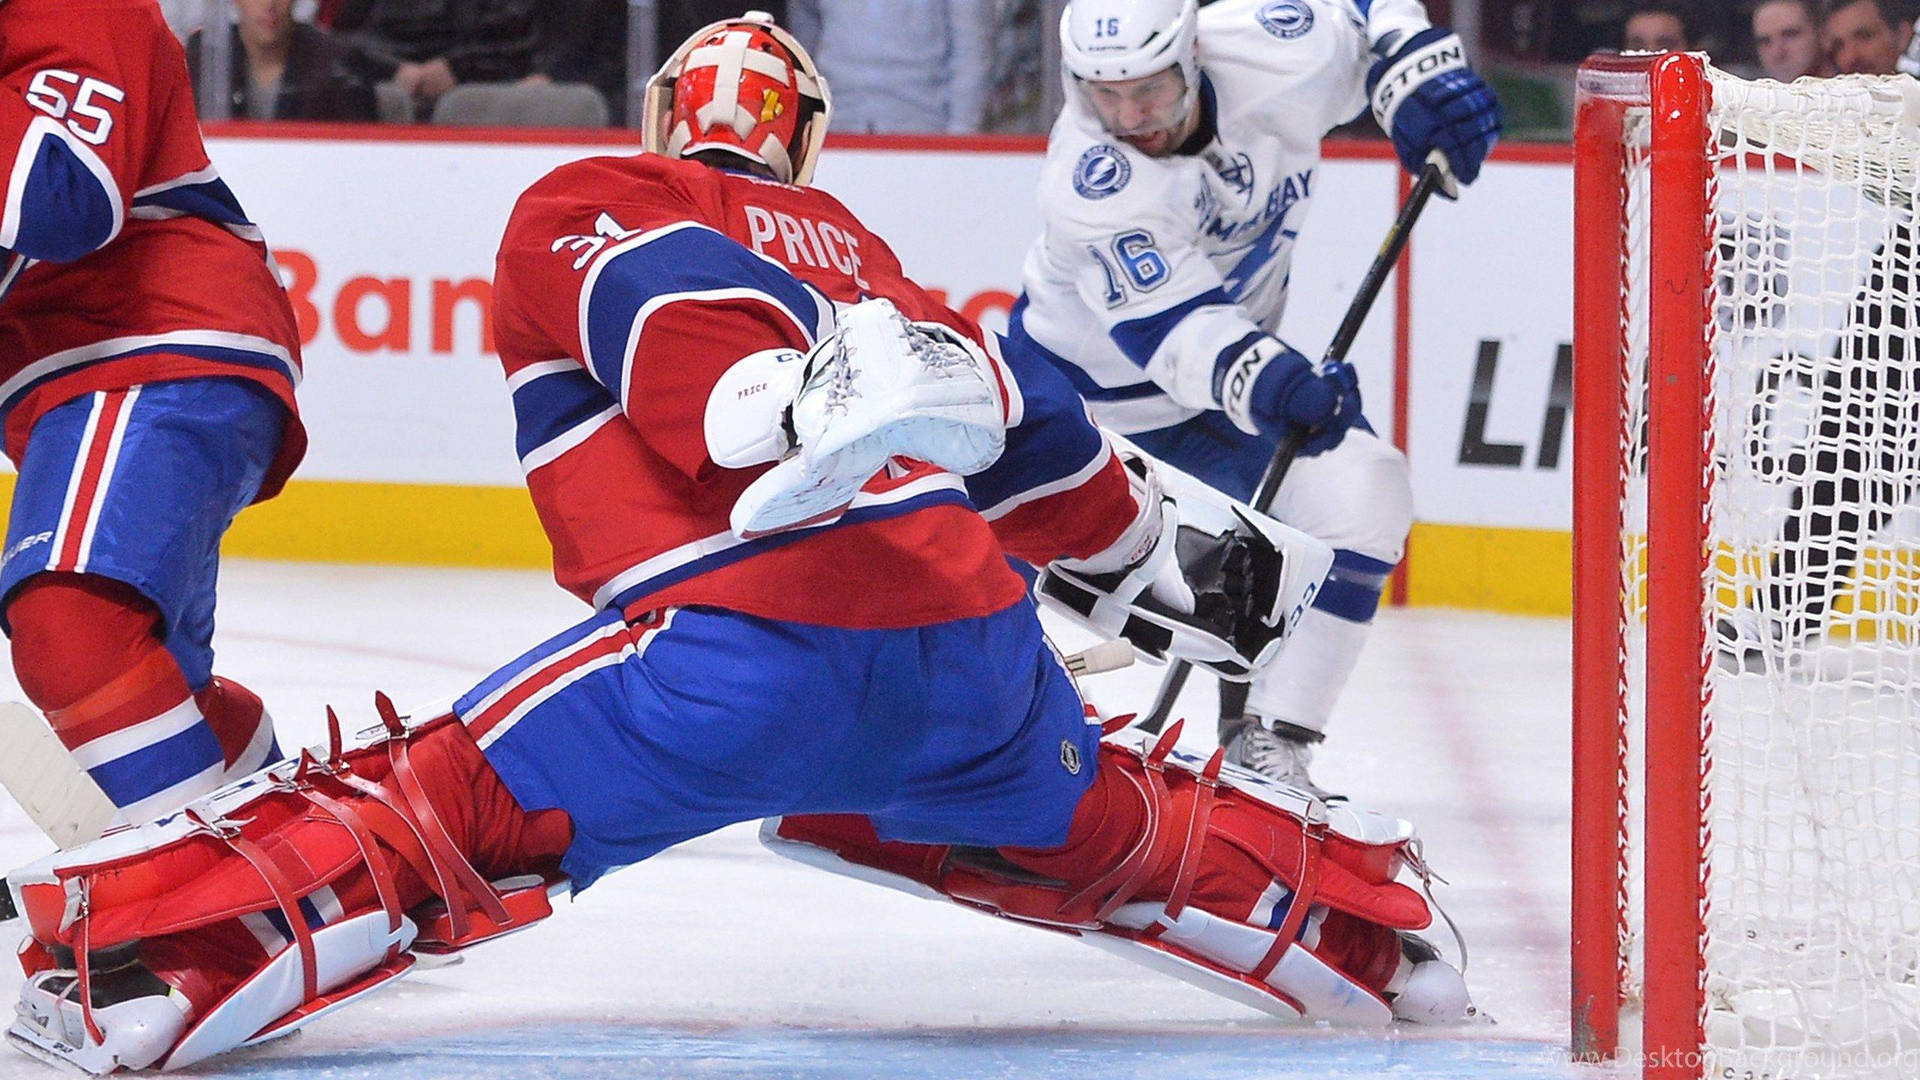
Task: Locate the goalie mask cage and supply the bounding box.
[1573,53,1920,1080]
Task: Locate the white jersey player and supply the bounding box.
[1007,0,1500,795]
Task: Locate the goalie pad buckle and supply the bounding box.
[1035,445,1332,678]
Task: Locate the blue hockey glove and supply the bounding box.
[1215,335,1365,456]
[1368,28,1502,192]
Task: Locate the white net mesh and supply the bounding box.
[1618,67,1920,1077]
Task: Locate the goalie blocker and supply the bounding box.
[1036,442,1333,680]
[4,699,1471,1073]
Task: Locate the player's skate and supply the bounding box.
[1222,720,1337,801]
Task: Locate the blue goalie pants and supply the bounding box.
[455,600,1102,890]
[0,378,287,688]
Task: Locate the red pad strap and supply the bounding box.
[331,768,479,941]
[76,890,103,1046]
[188,809,320,1006]
[1251,825,1325,983]
[1056,722,1187,925]
[318,700,509,944]
[299,776,404,954]
[386,735,511,927]
[1158,747,1224,926]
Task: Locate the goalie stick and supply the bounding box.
[1136,156,1451,735]
[0,702,116,850]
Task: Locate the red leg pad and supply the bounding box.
[11,713,574,1023]
[774,735,1425,1004]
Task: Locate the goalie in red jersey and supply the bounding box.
[1,14,1475,1073]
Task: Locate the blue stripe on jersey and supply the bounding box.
[604,487,973,613]
[581,226,822,401]
[13,133,117,262]
[1009,296,1163,403]
[457,608,627,721]
[85,722,223,808]
[133,176,254,228]
[966,330,1110,513]
[1109,287,1234,368]
[1221,212,1300,300]
[511,367,617,462]
[1054,362,1164,402]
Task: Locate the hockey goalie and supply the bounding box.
[3,14,1476,1072]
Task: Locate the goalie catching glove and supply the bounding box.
[707,297,1009,539]
[1036,444,1333,679]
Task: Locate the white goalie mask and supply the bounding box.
[1059,0,1201,144]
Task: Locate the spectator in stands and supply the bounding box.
[525,0,626,125]
[187,0,378,121]
[332,0,537,110]
[1753,0,1832,82]
[1824,0,1916,74]
[787,1,994,134]
[662,3,789,59]
[1622,3,1695,53]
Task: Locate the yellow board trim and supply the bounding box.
[2,476,1905,628]
[0,474,554,571]
[223,479,552,568]
[1404,521,1572,615]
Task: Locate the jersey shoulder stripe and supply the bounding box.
[576,221,824,404]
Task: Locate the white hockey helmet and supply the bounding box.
[641,11,832,186]
[1059,0,1201,138]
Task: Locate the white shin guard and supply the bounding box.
[1245,607,1371,736]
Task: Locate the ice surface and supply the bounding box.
[0,561,1596,1079]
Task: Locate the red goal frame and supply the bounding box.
[1571,51,1715,1080]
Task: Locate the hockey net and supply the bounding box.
[1573,54,1920,1080]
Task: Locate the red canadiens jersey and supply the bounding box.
[492,152,1139,628]
[0,0,305,494]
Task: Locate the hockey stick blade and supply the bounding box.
[1138,159,1449,735]
[0,702,116,850]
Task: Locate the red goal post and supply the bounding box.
[1573,52,1920,1080]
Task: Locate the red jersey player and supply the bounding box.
[0,0,304,826]
[0,15,1472,1073]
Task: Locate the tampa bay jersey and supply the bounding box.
[492,152,1139,629]
[0,0,305,491]
[1015,0,1430,434]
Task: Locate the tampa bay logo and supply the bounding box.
[1073,144,1132,201]
[1257,0,1315,39]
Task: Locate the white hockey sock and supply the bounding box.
[1245,607,1370,736]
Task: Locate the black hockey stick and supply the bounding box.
[1135,158,1450,735]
